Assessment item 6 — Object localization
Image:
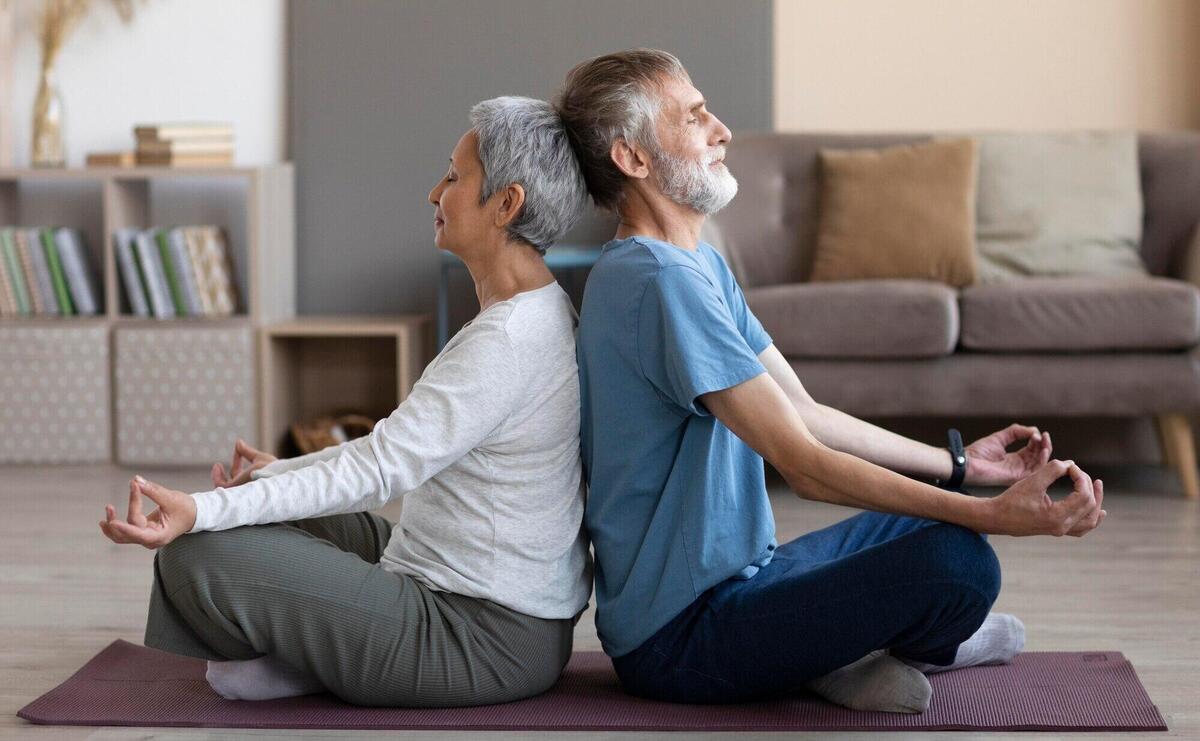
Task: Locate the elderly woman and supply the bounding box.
[98,97,593,708]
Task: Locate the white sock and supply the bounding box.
[206,655,326,701]
[804,650,932,714]
[901,612,1026,674]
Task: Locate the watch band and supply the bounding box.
[944,428,967,490]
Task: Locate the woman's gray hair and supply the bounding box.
[470,96,590,254]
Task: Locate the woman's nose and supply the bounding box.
[428,182,441,205]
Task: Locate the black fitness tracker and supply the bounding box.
[938,428,967,490]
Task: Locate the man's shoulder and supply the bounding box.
[595,237,711,285]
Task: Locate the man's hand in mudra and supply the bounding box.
[211,438,277,488]
[964,423,1053,486]
[99,476,196,549]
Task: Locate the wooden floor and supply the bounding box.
[1,461,1197,740]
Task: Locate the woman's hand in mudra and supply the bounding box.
[99,476,196,549]
[211,438,277,488]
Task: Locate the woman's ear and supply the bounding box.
[611,138,651,180]
[493,183,527,229]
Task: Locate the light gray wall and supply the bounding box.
[289,0,772,316]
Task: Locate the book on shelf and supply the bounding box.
[134,122,234,142]
[0,227,99,318]
[133,122,236,167]
[55,228,100,315]
[15,230,46,314]
[0,232,16,316]
[114,228,149,317]
[132,229,175,319]
[40,229,76,316]
[167,228,204,315]
[137,139,234,156]
[85,150,137,167]
[0,228,31,314]
[21,228,60,315]
[115,225,239,319]
[154,229,187,316]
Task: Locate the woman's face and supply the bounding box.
[428,130,493,255]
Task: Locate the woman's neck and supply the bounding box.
[461,240,555,312]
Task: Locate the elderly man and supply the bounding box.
[557,49,1104,712]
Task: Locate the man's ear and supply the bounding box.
[610,138,651,180]
[493,183,527,229]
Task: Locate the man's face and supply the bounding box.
[647,75,738,215]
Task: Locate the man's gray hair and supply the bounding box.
[469,96,590,254]
[555,49,691,211]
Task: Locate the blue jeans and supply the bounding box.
[611,510,1001,704]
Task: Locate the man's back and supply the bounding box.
[578,235,777,657]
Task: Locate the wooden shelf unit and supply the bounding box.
[0,164,295,325]
[0,165,295,465]
[260,315,434,458]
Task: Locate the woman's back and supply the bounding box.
[380,280,592,618]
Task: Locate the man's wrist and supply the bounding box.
[936,428,967,490]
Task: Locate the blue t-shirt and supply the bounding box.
[578,235,777,657]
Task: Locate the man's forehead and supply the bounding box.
[660,76,704,112]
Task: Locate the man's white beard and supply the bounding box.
[653,148,739,215]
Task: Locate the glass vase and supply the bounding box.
[31,65,65,168]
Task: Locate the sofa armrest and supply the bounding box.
[1178,222,1200,287]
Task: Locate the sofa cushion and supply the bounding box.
[810,138,979,287]
[747,280,958,359]
[960,276,1200,352]
[974,131,1147,283]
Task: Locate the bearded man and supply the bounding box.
[556,49,1104,712]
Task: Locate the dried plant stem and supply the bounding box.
[38,0,91,71]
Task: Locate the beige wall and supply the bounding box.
[774,0,1200,132]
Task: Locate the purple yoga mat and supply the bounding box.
[17,640,1166,732]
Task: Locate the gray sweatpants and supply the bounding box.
[144,512,576,707]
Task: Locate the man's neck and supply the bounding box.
[613,186,705,250]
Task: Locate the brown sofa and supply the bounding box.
[709,131,1200,497]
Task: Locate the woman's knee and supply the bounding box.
[156,528,251,592]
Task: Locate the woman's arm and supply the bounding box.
[187,326,522,533]
[249,436,367,480]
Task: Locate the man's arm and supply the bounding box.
[700,370,1104,537]
[758,344,955,481]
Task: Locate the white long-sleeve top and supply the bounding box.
[188,281,593,619]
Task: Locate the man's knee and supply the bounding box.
[918,523,1002,604]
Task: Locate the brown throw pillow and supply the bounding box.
[810,137,979,287]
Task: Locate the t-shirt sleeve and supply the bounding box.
[189,325,522,532]
[637,264,767,417]
[704,243,772,354]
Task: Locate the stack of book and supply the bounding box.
[134,123,234,167]
[114,225,240,319]
[0,227,100,317]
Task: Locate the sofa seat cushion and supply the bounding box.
[747,280,958,359]
[960,276,1200,352]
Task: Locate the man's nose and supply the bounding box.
[712,117,732,146]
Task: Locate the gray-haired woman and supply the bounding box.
[98,97,594,708]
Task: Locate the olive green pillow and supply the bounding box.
[810,137,979,288]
